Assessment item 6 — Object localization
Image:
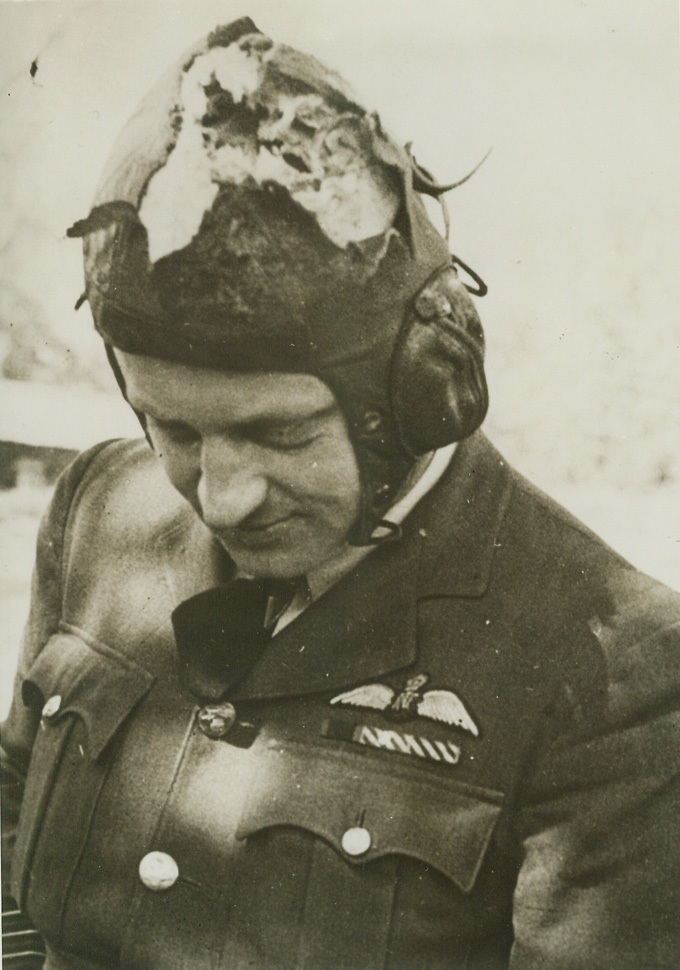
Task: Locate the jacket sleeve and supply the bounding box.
[1,444,116,922]
[510,578,680,969]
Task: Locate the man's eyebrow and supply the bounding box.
[127,398,338,428]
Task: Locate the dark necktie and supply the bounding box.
[172,578,295,699]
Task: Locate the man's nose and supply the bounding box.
[197,436,268,529]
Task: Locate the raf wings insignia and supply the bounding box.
[331,673,479,737]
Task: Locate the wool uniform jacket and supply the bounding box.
[2,431,679,970]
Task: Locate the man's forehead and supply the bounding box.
[116,351,336,422]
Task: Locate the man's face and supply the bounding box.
[118,352,362,579]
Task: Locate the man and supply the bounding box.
[2,17,679,970]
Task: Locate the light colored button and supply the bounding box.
[42,695,62,719]
[138,851,179,891]
[341,826,372,857]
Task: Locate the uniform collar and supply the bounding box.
[160,432,512,701]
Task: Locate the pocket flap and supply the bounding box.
[236,741,503,893]
[22,633,155,760]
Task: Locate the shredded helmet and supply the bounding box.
[69,16,489,542]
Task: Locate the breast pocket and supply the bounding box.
[237,739,501,889]
[233,738,504,970]
[10,632,154,940]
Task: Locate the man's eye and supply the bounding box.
[261,426,318,450]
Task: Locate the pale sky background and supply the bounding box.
[1,0,679,590]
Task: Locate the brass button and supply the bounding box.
[42,695,62,719]
[341,826,371,857]
[198,703,236,740]
[138,851,179,891]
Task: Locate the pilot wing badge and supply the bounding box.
[331,673,479,737]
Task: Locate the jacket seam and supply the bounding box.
[56,620,157,680]
[58,439,139,615]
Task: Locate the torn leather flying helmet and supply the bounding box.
[69,16,489,543]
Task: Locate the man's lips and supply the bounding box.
[221,513,301,546]
[240,514,295,533]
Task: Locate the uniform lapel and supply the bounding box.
[234,523,421,700]
[235,432,513,700]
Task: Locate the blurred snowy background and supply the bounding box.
[1,0,679,714]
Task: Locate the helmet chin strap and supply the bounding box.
[350,449,435,547]
[104,343,152,447]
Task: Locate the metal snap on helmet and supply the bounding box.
[69,16,489,542]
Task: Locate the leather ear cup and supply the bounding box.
[390,266,489,454]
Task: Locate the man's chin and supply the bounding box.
[219,540,312,581]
